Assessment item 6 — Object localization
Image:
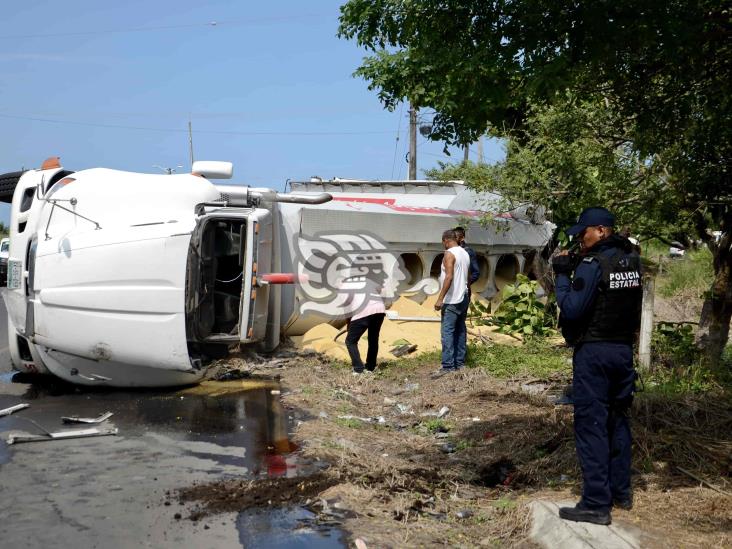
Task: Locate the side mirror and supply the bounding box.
[191,161,233,180]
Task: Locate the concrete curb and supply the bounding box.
[529,501,641,549]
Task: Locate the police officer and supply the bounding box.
[552,207,642,526]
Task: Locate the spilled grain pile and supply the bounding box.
[290,295,520,362]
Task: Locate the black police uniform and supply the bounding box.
[555,234,642,514]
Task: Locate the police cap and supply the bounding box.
[566,207,615,236]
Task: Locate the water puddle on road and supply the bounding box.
[237,506,346,548]
[0,373,345,548]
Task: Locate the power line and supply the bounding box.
[0,14,331,40]
[390,103,405,179]
[420,150,457,161]
[0,113,394,136]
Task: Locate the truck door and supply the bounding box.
[186,207,272,347]
[240,209,272,343]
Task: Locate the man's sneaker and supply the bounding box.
[430,368,455,379]
[613,495,633,510]
[559,504,611,525]
[352,370,363,376]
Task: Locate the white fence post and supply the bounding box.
[638,275,655,371]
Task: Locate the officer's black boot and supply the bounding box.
[612,494,633,510]
[559,503,612,525]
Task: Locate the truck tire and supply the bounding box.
[0,171,24,203]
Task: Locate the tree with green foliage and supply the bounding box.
[426,96,680,239]
[339,0,731,369]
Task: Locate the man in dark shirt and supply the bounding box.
[552,207,642,526]
[454,226,480,289]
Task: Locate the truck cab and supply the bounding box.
[0,158,278,386]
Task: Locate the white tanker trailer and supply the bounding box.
[0,157,553,387]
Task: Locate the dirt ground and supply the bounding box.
[181,350,732,548]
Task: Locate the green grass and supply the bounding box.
[422,418,449,434]
[657,247,713,298]
[455,439,474,451]
[334,417,363,429]
[643,363,720,395]
[467,339,571,378]
[492,497,517,510]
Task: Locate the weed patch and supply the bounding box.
[658,248,713,298]
[467,339,571,379]
[334,417,364,429]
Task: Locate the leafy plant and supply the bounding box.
[473,274,556,336]
[422,418,449,434]
[652,322,700,370]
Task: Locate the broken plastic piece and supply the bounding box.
[390,343,418,357]
[7,427,118,445]
[61,411,114,424]
[0,403,29,417]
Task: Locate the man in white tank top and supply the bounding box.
[433,229,471,375]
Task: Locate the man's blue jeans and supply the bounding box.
[440,293,469,369]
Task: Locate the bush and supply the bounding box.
[646,321,725,394]
[470,274,556,336]
[651,321,700,369]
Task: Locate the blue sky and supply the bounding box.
[0,1,503,224]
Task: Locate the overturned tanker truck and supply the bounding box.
[0,157,554,387]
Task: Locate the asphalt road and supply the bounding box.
[0,295,343,548]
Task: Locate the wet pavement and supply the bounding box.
[0,301,345,548]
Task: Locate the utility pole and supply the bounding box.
[463,144,469,164]
[408,104,417,180]
[188,119,195,170]
[477,136,484,164]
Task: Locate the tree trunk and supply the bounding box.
[696,230,732,371]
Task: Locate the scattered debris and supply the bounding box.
[440,443,456,454]
[215,369,252,381]
[476,458,516,487]
[354,539,368,549]
[396,403,412,414]
[7,427,118,445]
[390,343,418,357]
[0,403,29,417]
[337,415,386,425]
[456,509,474,519]
[437,406,450,418]
[61,411,113,424]
[520,382,547,395]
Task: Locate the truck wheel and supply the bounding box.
[0,171,24,203]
